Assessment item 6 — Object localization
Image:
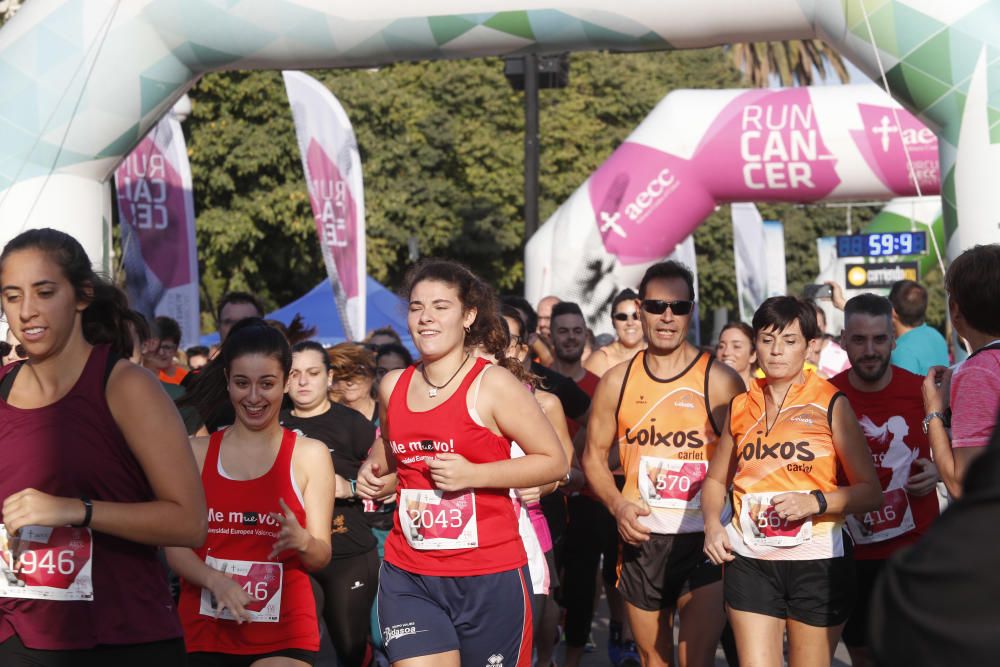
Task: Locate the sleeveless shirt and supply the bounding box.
[616,351,722,534]
[178,428,318,654]
[384,358,527,576]
[727,371,845,561]
[0,344,182,650]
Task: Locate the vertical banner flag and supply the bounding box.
[283,71,366,341]
[763,220,787,298]
[732,202,766,323]
[667,235,701,344]
[114,113,199,348]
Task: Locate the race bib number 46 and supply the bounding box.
[739,492,813,548]
[0,525,93,601]
[199,557,283,623]
[637,457,707,510]
[847,487,915,545]
[399,489,477,550]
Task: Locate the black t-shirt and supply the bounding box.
[869,408,1000,666]
[280,402,377,559]
[530,361,591,421]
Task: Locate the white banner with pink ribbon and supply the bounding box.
[114,113,200,348]
[283,71,366,341]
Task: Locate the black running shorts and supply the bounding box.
[723,549,855,627]
[617,532,722,611]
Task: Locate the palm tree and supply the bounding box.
[729,40,849,87]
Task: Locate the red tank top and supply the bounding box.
[178,428,318,654]
[0,344,181,650]
[384,358,527,576]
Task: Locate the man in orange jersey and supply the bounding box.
[583,261,745,667]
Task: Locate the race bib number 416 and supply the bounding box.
[399,489,478,550]
[637,457,707,510]
[0,525,93,601]
[199,557,283,623]
[847,487,915,545]
[739,492,813,548]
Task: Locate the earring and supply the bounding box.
[464,326,471,335]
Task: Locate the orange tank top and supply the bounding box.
[726,371,845,561]
[616,350,722,534]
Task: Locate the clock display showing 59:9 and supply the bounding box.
[836,231,927,258]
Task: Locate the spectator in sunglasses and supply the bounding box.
[585,288,646,378]
[1,329,27,366]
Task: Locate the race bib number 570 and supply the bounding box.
[399,489,478,550]
[637,457,707,510]
[0,525,93,601]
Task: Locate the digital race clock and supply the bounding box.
[836,231,927,258]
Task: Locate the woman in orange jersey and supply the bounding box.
[702,296,881,667]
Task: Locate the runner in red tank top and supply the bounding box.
[0,229,206,665]
[356,260,567,667]
[168,321,335,666]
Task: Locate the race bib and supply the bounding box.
[399,489,477,550]
[0,525,93,601]
[637,457,707,509]
[199,556,283,623]
[847,487,915,544]
[739,492,813,548]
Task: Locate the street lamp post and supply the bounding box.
[504,54,569,243]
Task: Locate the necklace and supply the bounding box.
[420,353,470,398]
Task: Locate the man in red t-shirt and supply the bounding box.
[831,294,940,667]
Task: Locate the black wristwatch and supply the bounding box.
[810,490,828,515]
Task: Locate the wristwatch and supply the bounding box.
[922,411,947,435]
[810,490,828,515]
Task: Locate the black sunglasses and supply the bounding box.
[613,312,640,322]
[641,299,695,316]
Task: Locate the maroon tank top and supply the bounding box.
[0,344,182,650]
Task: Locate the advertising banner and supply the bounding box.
[284,71,366,341]
[115,114,199,348]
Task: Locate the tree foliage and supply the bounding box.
[729,40,850,87]
[177,46,938,339]
[184,48,742,330]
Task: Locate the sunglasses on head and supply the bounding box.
[640,299,695,316]
[613,312,640,322]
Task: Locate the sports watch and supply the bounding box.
[810,490,828,515]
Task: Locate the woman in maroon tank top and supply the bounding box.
[356,260,568,667]
[168,320,335,667]
[0,228,207,665]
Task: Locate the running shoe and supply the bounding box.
[616,640,641,667]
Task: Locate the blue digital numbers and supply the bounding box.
[836,231,927,258]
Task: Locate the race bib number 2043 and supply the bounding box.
[0,525,93,601]
[399,489,478,550]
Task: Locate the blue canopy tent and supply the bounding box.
[200,276,414,353]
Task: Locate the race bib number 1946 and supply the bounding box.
[0,525,93,601]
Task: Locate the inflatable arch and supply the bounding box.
[525,83,945,323]
[0,1,996,272]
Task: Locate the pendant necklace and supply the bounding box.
[420,353,470,398]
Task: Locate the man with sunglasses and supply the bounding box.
[584,261,744,667]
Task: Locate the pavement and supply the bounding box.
[562,587,853,667]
